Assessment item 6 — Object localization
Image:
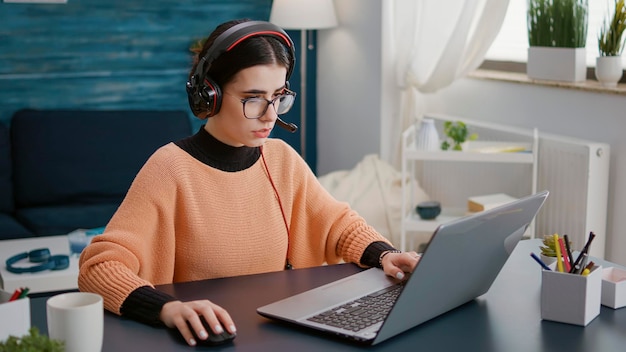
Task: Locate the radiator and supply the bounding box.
[411,115,610,258]
[535,133,610,259]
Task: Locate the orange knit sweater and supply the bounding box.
[78,138,391,314]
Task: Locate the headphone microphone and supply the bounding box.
[276,117,298,133]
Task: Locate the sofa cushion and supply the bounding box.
[0,213,34,240]
[10,109,192,235]
[15,203,121,236]
[0,121,34,239]
[0,122,13,213]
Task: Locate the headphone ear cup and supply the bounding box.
[186,78,205,117]
[27,248,51,263]
[201,76,223,118]
[50,255,70,271]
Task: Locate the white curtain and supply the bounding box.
[386,0,509,167]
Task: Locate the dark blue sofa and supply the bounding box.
[0,109,192,240]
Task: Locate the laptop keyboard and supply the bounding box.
[306,284,403,332]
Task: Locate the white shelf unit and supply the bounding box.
[400,114,538,252]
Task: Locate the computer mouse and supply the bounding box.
[170,316,236,346]
[193,316,236,346]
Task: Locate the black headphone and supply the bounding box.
[5,248,70,274]
[186,20,296,118]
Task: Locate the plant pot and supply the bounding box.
[541,254,556,266]
[595,56,623,88]
[527,47,586,82]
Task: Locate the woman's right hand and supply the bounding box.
[160,300,237,346]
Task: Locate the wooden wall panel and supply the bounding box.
[0,0,273,124]
[0,0,315,167]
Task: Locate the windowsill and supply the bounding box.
[468,69,626,96]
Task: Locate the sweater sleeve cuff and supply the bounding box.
[360,241,397,268]
[120,286,177,326]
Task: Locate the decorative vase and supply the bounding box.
[527,47,586,82]
[595,56,623,88]
[415,118,440,151]
[416,201,441,220]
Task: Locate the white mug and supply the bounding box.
[46,292,103,352]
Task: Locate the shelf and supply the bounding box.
[404,141,534,163]
[400,115,539,252]
[403,208,467,233]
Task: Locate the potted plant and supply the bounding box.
[596,0,626,87]
[440,121,478,151]
[527,0,589,82]
[0,327,64,352]
[539,234,558,264]
[539,234,573,265]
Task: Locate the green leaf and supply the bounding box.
[528,0,589,48]
[598,0,626,56]
[0,327,64,352]
[440,120,478,151]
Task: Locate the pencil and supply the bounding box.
[553,234,564,273]
[530,252,551,271]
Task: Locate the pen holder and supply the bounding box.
[0,289,30,342]
[541,264,602,326]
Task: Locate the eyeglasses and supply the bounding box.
[226,89,297,119]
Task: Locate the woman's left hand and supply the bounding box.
[381,251,421,280]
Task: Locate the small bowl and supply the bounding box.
[416,201,441,220]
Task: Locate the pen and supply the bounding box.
[563,234,574,267]
[558,237,571,272]
[530,252,551,271]
[573,253,588,275]
[8,288,22,302]
[584,261,595,273]
[571,232,596,272]
[581,268,590,277]
[17,287,29,299]
[553,234,564,272]
[576,253,591,274]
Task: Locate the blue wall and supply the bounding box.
[0,0,317,170]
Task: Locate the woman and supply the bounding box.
[78,18,419,347]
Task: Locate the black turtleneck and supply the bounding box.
[174,126,260,172]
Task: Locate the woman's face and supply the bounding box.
[205,64,288,147]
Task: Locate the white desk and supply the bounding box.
[0,235,78,294]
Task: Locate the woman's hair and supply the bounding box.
[190,18,293,90]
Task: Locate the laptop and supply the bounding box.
[257,190,549,345]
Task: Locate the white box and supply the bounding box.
[0,235,79,294]
[0,289,30,342]
[541,264,602,326]
[527,47,587,82]
[601,267,626,309]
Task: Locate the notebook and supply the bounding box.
[257,190,549,345]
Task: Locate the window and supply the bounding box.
[484,0,626,68]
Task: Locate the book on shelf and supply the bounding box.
[466,141,531,154]
[468,193,518,212]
